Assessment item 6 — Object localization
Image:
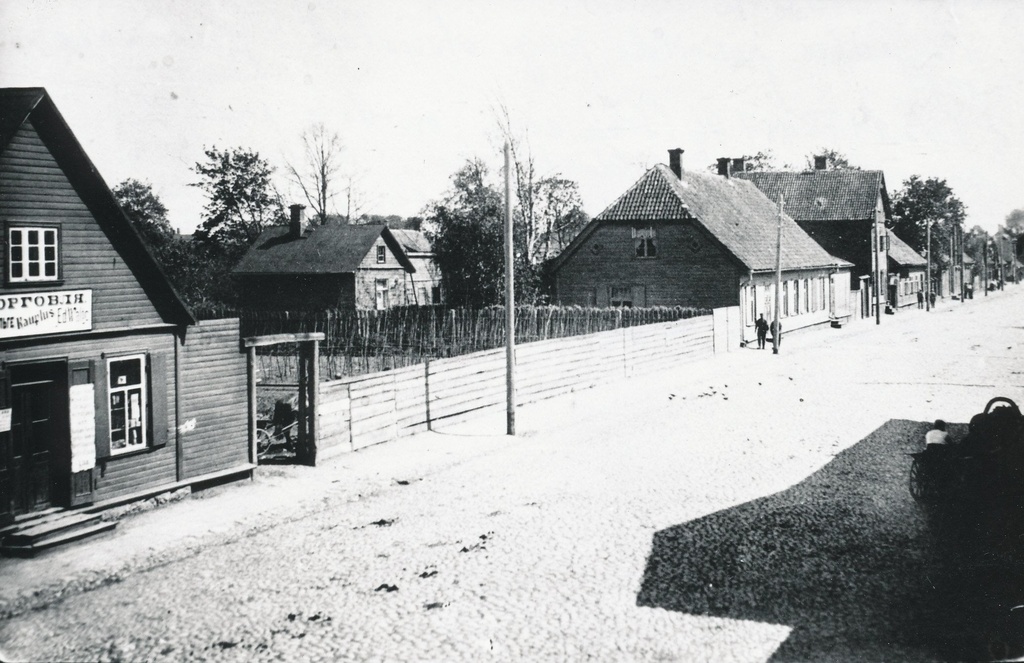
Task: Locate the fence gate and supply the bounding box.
[243,333,325,466]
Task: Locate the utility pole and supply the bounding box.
[926,220,932,311]
[873,212,881,324]
[504,142,516,436]
[773,195,783,355]
[984,238,989,296]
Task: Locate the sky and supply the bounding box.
[2,0,1022,234]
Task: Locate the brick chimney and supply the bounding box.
[814,155,828,170]
[668,148,684,179]
[717,158,731,177]
[289,204,306,239]
[732,157,746,174]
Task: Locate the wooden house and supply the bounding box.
[885,231,926,309]
[233,209,442,311]
[552,150,852,345]
[0,88,251,536]
[734,159,891,320]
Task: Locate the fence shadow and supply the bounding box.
[636,419,1024,662]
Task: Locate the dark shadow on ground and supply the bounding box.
[637,419,1024,662]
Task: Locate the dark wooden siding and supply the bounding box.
[179,318,248,477]
[237,274,354,311]
[556,220,741,308]
[0,121,164,329]
[0,330,178,501]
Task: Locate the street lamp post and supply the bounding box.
[925,220,932,311]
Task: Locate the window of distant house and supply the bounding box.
[375,279,390,310]
[431,286,442,305]
[108,355,147,456]
[376,245,386,264]
[610,285,633,307]
[794,280,800,315]
[803,279,810,313]
[633,226,656,259]
[8,226,59,283]
[820,278,827,311]
[782,281,789,317]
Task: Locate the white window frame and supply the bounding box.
[108,354,148,456]
[376,245,386,264]
[632,226,657,259]
[8,226,59,283]
[375,278,390,310]
[610,285,633,307]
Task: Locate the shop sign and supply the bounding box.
[0,289,92,340]
[0,408,10,433]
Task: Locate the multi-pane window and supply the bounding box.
[8,227,58,282]
[633,226,656,258]
[610,286,633,307]
[803,279,810,312]
[109,355,147,455]
[376,245,386,264]
[375,279,390,310]
[820,277,827,311]
[782,281,789,317]
[794,280,801,315]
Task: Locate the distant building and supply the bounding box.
[232,206,442,311]
[885,231,926,309]
[734,159,891,320]
[552,149,852,344]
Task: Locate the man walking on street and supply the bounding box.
[917,290,924,309]
[770,318,782,347]
[755,313,769,349]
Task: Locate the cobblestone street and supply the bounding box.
[2,288,1023,662]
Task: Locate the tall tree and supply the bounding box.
[191,146,285,259]
[425,159,505,307]
[805,148,859,170]
[890,175,967,261]
[1001,209,1024,260]
[112,178,175,251]
[286,123,343,226]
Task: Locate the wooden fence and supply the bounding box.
[316,313,718,456]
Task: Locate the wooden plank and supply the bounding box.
[243,333,325,347]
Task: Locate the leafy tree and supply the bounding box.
[1001,209,1024,260]
[425,159,505,307]
[190,146,285,259]
[112,179,176,251]
[286,123,343,226]
[805,148,859,170]
[890,175,967,261]
[533,176,589,261]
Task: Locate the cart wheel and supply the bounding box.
[256,428,275,459]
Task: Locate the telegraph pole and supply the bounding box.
[773,195,783,355]
[504,142,516,436]
[926,220,932,311]
[873,212,881,324]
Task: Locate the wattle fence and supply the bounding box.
[316,311,732,457]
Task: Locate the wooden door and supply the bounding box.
[10,362,68,514]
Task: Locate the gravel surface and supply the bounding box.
[1,288,1023,662]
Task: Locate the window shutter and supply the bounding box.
[68,359,95,507]
[0,366,11,522]
[148,353,169,449]
[631,285,647,307]
[94,357,111,459]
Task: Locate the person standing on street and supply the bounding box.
[755,314,769,349]
[917,290,924,309]
[929,291,937,308]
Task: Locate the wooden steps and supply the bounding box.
[1,509,116,558]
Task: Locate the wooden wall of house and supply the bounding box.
[0,121,164,329]
[403,256,442,305]
[0,329,178,502]
[238,274,354,311]
[799,219,873,284]
[179,318,249,478]
[555,220,741,309]
[742,268,839,343]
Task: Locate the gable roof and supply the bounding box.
[733,170,890,223]
[390,229,432,255]
[561,165,849,273]
[232,223,415,275]
[886,231,927,268]
[0,87,194,325]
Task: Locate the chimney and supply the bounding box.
[289,204,306,238]
[732,157,746,174]
[716,158,731,177]
[814,155,828,170]
[668,148,684,179]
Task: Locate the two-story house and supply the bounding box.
[0,88,251,539]
[734,158,891,320]
[552,150,851,345]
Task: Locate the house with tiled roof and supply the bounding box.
[885,231,927,309]
[552,150,852,345]
[233,207,442,310]
[734,160,890,320]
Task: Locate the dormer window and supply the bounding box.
[8,226,59,283]
[633,226,657,259]
[376,245,386,264]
